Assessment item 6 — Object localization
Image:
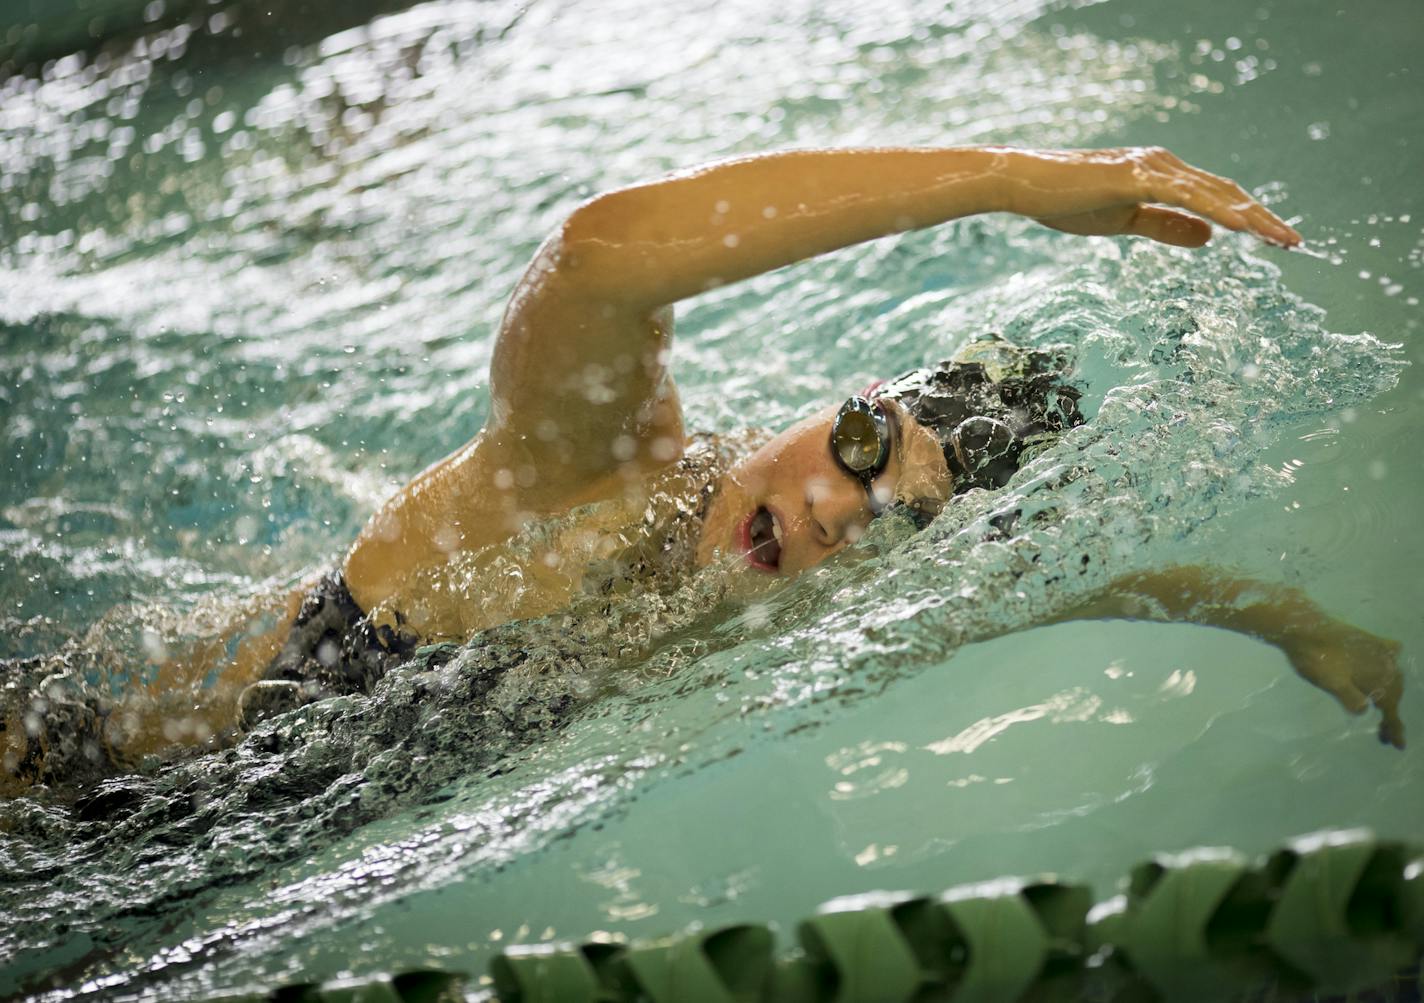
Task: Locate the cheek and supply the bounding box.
[752,441,831,495]
[727,456,772,497]
[802,473,838,504]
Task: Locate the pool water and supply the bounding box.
[1,0,1421,998]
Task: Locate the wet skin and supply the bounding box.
[25,144,1401,784]
[696,398,952,576]
[350,145,1303,612]
[270,147,1405,747]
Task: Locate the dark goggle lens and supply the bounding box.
[832,398,889,477]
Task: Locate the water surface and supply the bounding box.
[1,0,1421,998]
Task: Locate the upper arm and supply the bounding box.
[477,147,1007,503]
[481,220,686,506]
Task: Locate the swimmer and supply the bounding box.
[1,146,1405,793]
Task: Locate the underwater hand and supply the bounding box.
[1281,620,1406,749]
[1004,147,1301,249]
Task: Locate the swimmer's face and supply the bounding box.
[696,398,952,576]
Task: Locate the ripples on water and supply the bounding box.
[0,0,1411,998]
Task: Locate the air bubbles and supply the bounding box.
[610,435,637,462]
[650,437,679,462]
[139,628,168,664]
[234,514,258,543]
[433,524,462,552]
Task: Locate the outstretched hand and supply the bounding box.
[1008,147,1301,248]
[1281,619,1406,748]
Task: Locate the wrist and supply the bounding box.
[972,146,1035,215]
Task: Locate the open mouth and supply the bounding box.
[741,506,783,572]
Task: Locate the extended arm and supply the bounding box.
[485,147,1299,502]
[555,146,1298,307]
[1052,566,1405,748]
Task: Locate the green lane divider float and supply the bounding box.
[195,829,1423,1002]
[492,829,1422,1003]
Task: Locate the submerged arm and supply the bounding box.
[487,147,1299,499]
[1051,566,1405,748]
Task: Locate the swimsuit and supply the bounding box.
[230,571,420,732]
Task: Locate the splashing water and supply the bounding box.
[0,227,1402,996]
[0,0,1418,998]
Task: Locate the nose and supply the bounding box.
[805,474,873,546]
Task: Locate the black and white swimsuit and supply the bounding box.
[260,570,420,699]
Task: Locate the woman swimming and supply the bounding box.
[1,145,1405,793]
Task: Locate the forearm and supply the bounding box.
[1060,566,1319,649]
[1056,565,1405,747]
[558,146,1022,306]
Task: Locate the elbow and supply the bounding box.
[528,199,617,300]
[551,188,666,304]
[560,183,656,257]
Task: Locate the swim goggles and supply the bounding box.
[830,396,892,513]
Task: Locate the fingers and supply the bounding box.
[1191,168,1301,247]
[1372,668,1406,750]
[1133,148,1301,248]
[1379,711,1406,749]
[1285,625,1405,749]
[1127,206,1212,248]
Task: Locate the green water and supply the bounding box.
[1,0,1421,998]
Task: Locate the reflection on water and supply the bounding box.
[1,0,1420,998]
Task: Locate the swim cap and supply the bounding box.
[872,335,1084,498]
